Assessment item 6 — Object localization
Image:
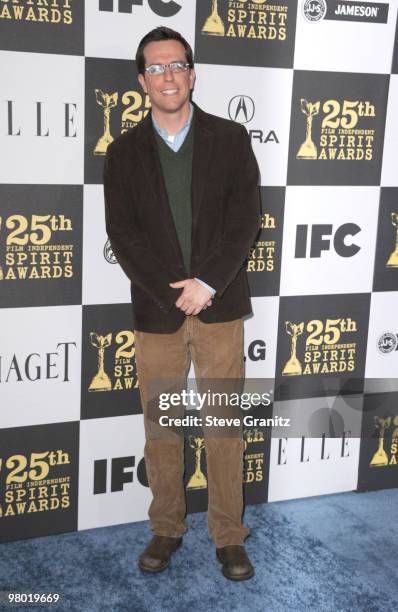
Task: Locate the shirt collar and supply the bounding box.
[152,102,194,143]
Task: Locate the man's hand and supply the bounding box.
[169,278,213,315]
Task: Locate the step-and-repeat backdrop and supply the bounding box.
[1,1,398,543]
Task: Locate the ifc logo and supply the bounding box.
[302,0,327,22]
[99,0,181,18]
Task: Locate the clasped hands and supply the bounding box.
[169,278,212,316]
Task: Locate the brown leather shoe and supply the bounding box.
[138,535,183,573]
[216,545,254,581]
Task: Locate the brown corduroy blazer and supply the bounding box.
[103,102,261,333]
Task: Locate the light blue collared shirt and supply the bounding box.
[152,104,216,298]
[152,102,194,152]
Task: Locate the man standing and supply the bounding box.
[103,27,260,581]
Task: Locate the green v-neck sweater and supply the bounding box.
[153,121,194,276]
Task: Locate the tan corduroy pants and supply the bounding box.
[134,315,250,548]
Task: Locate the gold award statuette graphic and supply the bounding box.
[94,90,118,155]
[370,416,391,467]
[297,99,320,160]
[282,321,304,376]
[187,435,207,490]
[386,211,398,267]
[202,0,225,36]
[88,332,112,392]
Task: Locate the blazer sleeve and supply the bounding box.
[103,141,182,312]
[193,124,261,297]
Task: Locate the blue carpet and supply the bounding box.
[1,489,397,612]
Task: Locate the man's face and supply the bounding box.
[138,39,195,115]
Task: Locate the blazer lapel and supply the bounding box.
[191,105,214,243]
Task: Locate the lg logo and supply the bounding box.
[295,223,361,258]
[245,339,266,362]
[99,0,182,17]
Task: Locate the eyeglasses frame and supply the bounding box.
[144,61,192,76]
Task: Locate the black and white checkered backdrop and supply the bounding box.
[1,0,397,543]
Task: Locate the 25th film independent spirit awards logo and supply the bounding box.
[162,387,273,510]
[246,187,285,298]
[195,0,297,67]
[81,304,141,420]
[373,188,398,292]
[93,86,150,156]
[84,58,150,183]
[85,56,150,270]
[0,0,84,55]
[358,393,398,491]
[184,409,268,512]
[0,185,83,308]
[0,422,79,543]
[370,416,398,468]
[385,211,398,269]
[287,71,389,185]
[0,0,75,22]
[275,293,370,400]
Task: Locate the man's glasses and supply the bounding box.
[144,61,191,76]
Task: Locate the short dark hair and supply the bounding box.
[135,26,194,75]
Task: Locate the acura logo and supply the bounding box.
[228,95,255,124]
